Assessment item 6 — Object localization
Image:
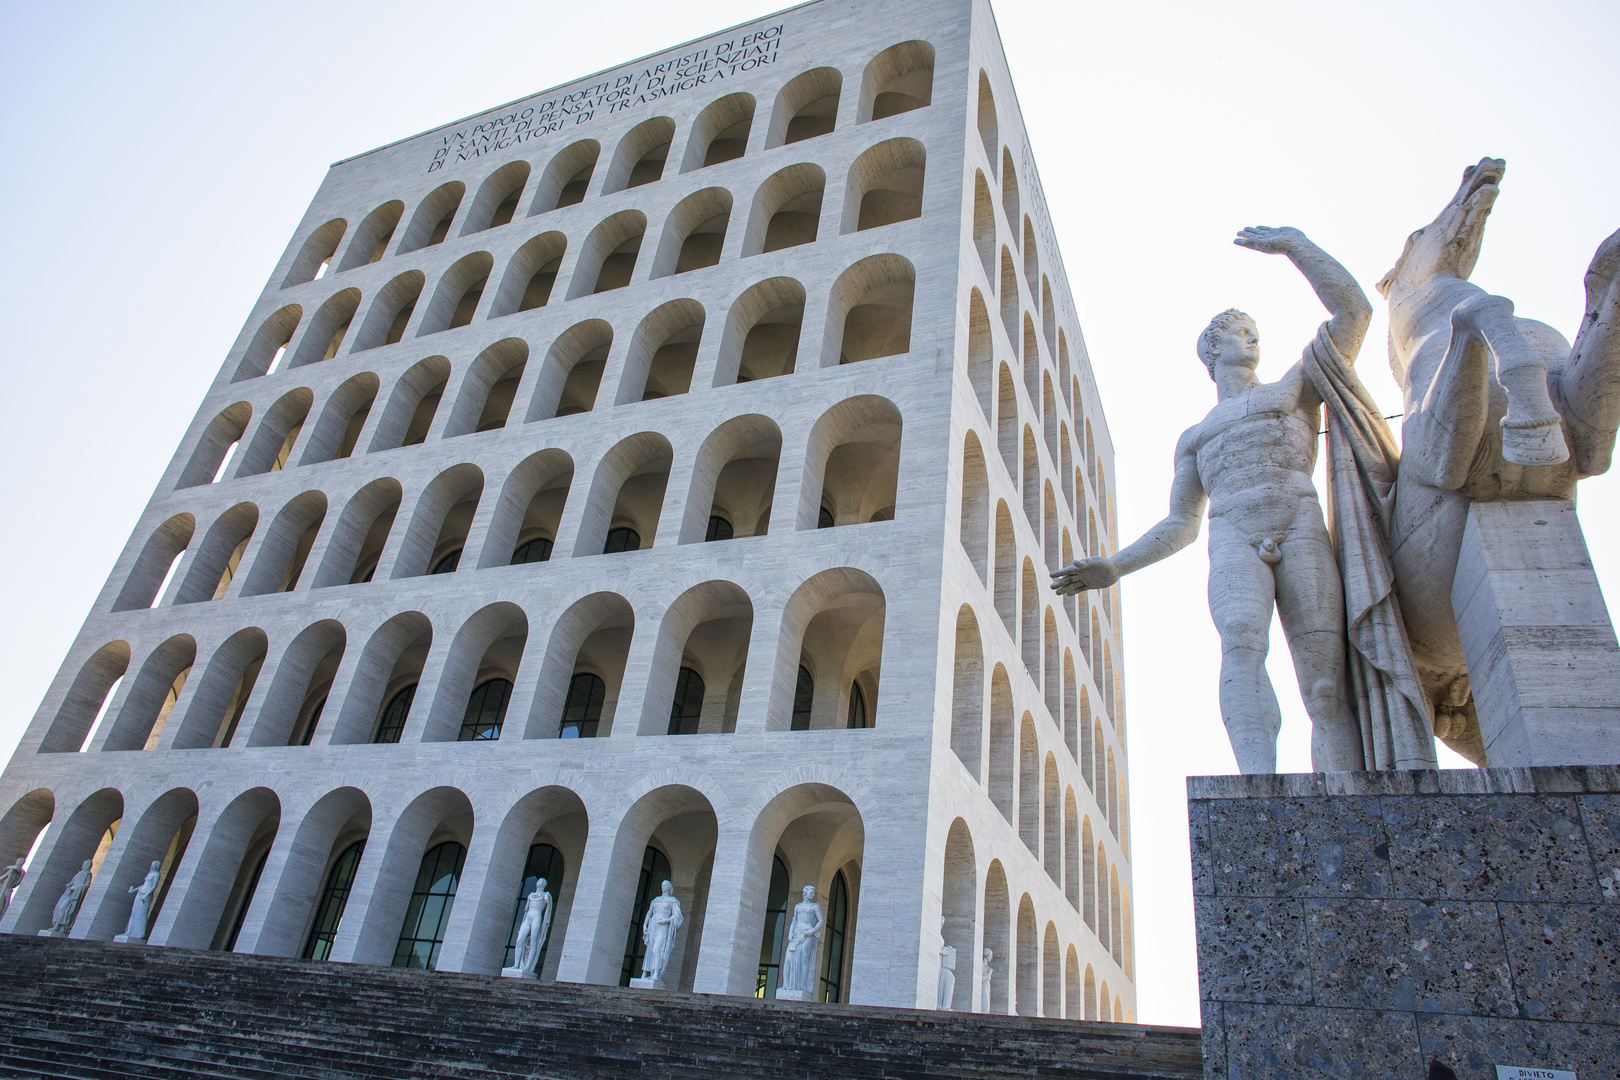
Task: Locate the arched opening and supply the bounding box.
[769,567,885,731]
[638,580,753,735]
[158,787,280,952]
[567,210,646,297]
[1107,745,1120,837]
[651,188,732,277]
[169,627,267,750]
[232,305,302,382]
[993,501,1015,636]
[860,40,933,121]
[742,164,823,256]
[1064,651,1079,759]
[489,231,567,318]
[1042,922,1061,1017]
[367,357,449,452]
[393,840,467,969]
[283,219,347,288]
[1043,607,1060,716]
[310,478,401,587]
[337,201,404,272]
[526,320,611,420]
[823,254,913,366]
[524,592,634,739]
[756,853,791,997]
[983,859,1009,1013]
[1109,865,1122,967]
[529,140,598,215]
[99,636,194,752]
[1042,278,1057,356]
[841,138,925,233]
[950,606,983,778]
[572,432,672,557]
[1043,753,1061,883]
[941,817,976,1010]
[682,92,754,172]
[1015,893,1037,1016]
[397,181,465,253]
[968,288,992,417]
[999,248,1019,345]
[390,464,483,579]
[971,173,996,287]
[1123,887,1134,980]
[461,160,530,235]
[616,299,706,403]
[480,448,573,570]
[444,338,528,437]
[996,363,1018,478]
[799,395,901,529]
[1023,314,1041,401]
[1023,217,1039,289]
[9,788,121,935]
[327,611,431,744]
[1001,150,1019,228]
[768,67,841,147]
[1084,964,1097,1020]
[417,251,494,335]
[173,503,257,604]
[1018,713,1039,855]
[678,414,781,545]
[977,72,997,169]
[714,277,803,386]
[1065,945,1081,1019]
[1064,790,1080,911]
[178,402,252,489]
[604,116,676,194]
[115,514,194,611]
[987,664,1015,823]
[86,787,198,942]
[1095,843,1109,950]
[351,271,426,351]
[961,433,989,582]
[239,490,325,596]
[1022,428,1040,529]
[248,619,345,747]
[1020,558,1039,679]
[234,787,369,958]
[289,288,362,368]
[40,642,130,753]
[0,789,55,916]
[299,373,377,465]
[422,602,529,742]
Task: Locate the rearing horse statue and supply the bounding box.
[1381,157,1620,761]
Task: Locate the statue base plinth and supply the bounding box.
[499,967,536,980]
[773,988,812,1001]
[112,934,144,944]
[36,930,61,937]
[628,976,666,990]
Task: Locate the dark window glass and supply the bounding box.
[817,506,834,529]
[603,527,640,554]
[819,870,851,1003]
[511,537,553,565]
[373,684,417,744]
[302,840,366,961]
[558,672,606,738]
[356,561,377,584]
[297,695,326,746]
[503,843,565,972]
[619,845,673,986]
[458,678,512,741]
[755,855,791,998]
[431,548,462,575]
[705,516,733,542]
[848,682,869,729]
[392,841,465,970]
[791,666,814,731]
[223,847,270,952]
[667,667,705,735]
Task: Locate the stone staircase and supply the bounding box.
[0,936,1203,1080]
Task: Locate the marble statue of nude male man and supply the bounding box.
[1053,227,1372,773]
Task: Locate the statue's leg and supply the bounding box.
[1451,292,1570,466]
[1206,526,1282,773]
[1557,228,1620,475]
[1273,523,1363,771]
[1413,324,1493,490]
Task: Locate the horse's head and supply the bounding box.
[1376,157,1505,298]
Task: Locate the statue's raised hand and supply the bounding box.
[1234,225,1306,255]
[1051,556,1119,596]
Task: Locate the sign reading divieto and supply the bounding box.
[426,24,786,173]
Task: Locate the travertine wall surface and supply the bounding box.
[0,0,1132,1017]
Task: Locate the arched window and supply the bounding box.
[820,869,851,1002]
[373,684,416,744]
[392,841,466,970]
[705,515,733,542]
[223,848,271,952]
[504,843,564,972]
[619,845,673,986]
[558,672,605,738]
[431,549,463,574]
[295,695,327,746]
[511,537,553,564]
[302,840,366,961]
[790,665,814,730]
[667,667,705,735]
[755,855,791,997]
[847,682,869,729]
[603,526,640,554]
[817,506,834,529]
[458,678,512,741]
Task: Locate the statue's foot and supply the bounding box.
[1500,415,1570,466]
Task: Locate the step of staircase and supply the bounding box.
[0,936,1204,1080]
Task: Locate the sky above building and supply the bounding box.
[1,0,1614,1028]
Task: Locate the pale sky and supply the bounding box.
[1,0,1615,1029]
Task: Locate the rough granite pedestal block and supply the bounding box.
[1191,767,1620,1079]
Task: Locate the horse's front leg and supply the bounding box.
[1557,228,1620,476]
[1451,292,1570,466]
[1413,314,1493,490]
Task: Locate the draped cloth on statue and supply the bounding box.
[1301,323,1438,770]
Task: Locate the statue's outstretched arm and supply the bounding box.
[1052,431,1205,595]
[1235,226,1372,361]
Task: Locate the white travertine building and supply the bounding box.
[0,0,1133,1019]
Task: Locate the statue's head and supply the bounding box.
[149,861,161,872]
[802,885,816,901]
[983,948,993,962]
[1197,309,1258,379]
[660,879,674,896]
[533,878,547,894]
[1377,157,1504,298]
[80,860,92,871]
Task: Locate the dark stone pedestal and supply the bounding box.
[1190,767,1620,1079]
